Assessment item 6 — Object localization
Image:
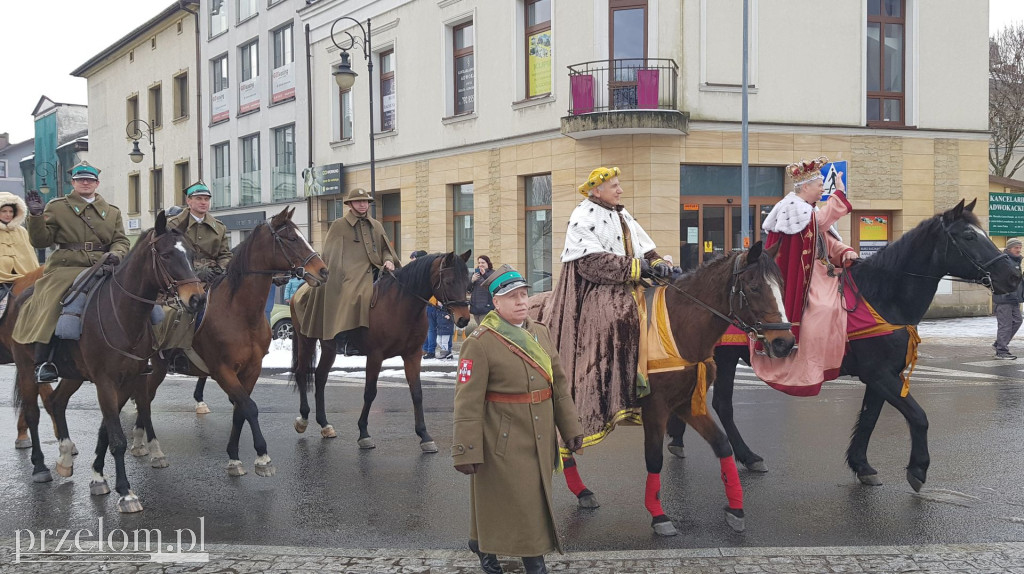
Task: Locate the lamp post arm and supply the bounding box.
[330,16,370,59]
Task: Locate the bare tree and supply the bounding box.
[990,24,1024,178]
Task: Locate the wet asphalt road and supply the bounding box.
[0,341,1023,554]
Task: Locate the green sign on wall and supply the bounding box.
[989,192,1024,235]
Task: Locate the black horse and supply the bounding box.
[671,199,1021,492]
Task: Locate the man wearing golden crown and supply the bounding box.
[750,157,857,395]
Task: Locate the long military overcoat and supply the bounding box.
[13,193,129,345]
[453,317,583,557]
[293,209,397,339]
[167,208,232,268]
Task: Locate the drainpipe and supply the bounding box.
[179,0,203,181]
[305,23,316,246]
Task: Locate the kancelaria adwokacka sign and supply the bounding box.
[989,193,1024,236]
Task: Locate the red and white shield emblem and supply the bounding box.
[457,359,473,384]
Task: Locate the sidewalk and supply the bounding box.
[3,542,1023,573]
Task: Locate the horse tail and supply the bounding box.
[11,377,22,412]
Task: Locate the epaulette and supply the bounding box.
[469,328,486,339]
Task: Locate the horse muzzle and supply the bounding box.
[185,291,207,314]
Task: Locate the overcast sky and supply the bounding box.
[2,0,1024,145]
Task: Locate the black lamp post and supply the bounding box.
[330,16,375,196]
[127,119,159,210]
[35,160,58,197]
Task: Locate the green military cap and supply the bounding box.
[484,264,530,297]
[185,181,212,197]
[68,161,100,180]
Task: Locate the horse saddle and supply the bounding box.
[55,266,110,340]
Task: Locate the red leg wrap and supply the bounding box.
[720,456,743,509]
[645,472,665,517]
[562,459,586,496]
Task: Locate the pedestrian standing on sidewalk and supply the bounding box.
[453,264,584,574]
[992,237,1024,360]
[468,255,495,325]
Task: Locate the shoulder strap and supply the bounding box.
[482,327,553,384]
[66,202,109,245]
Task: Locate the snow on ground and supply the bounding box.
[262,338,457,374]
[917,315,995,339]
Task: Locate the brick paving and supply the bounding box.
[2,542,1023,573]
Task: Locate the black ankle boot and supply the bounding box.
[522,556,547,574]
[468,540,502,574]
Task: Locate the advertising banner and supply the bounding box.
[239,78,261,113]
[989,192,1024,235]
[271,63,295,103]
[211,90,229,123]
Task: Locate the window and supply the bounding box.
[240,134,260,205]
[151,37,156,50]
[212,56,229,92]
[129,50,134,63]
[128,174,140,214]
[0,160,6,179]
[175,161,190,205]
[238,0,257,22]
[177,19,183,34]
[453,22,475,115]
[209,0,227,37]
[148,84,163,128]
[151,168,164,213]
[239,40,260,113]
[173,73,189,119]
[453,183,474,265]
[338,88,353,140]
[379,49,396,131]
[610,0,648,110]
[272,25,295,103]
[126,94,139,124]
[525,0,552,98]
[326,198,345,222]
[867,0,904,125]
[211,55,229,123]
[212,142,231,206]
[272,124,295,201]
[379,192,401,255]
[525,174,552,292]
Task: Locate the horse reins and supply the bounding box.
[896,221,1008,291]
[244,222,323,281]
[383,257,470,315]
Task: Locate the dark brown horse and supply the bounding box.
[533,242,795,536]
[12,212,206,513]
[129,207,327,476]
[291,251,472,451]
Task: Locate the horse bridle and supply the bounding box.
[901,221,1010,292]
[112,232,203,310]
[268,222,323,280]
[385,256,469,315]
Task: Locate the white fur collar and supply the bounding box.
[762,193,813,235]
[560,199,657,263]
[0,192,28,231]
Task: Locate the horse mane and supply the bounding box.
[673,248,782,294]
[377,253,443,297]
[216,223,266,294]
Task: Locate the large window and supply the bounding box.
[867,0,905,125]
[453,183,474,263]
[126,94,139,124]
[0,161,6,179]
[211,142,231,207]
[151,168,164,213]
[240,134,260,205]
[209,0,227,37]
[525,0,552,98]
[239,40,260,114]
[148,83,163,128]
[173,73,189,119]
[609,0,647,110]
[378,192,401,255]
[128,173,140,214]
[338,88,353,140]
[272,24,295,103]
[238,0,257,22]
[380,49,396,131]
[175,161,190,205]
[453,22,475,115]
[272,124,295,201]
[211,55,229,123]
[525,174,552,292]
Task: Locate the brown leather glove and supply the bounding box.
[102,252,121,266]
[455,463,479,475]
[566,435,584,453]
[25,190,44,216]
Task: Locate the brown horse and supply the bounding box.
[128,207,327,476]
[532,242,794,536]
[291,251,472,451]
[12,212,206,512]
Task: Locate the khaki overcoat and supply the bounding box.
[167,208,232,268]
[293,209,397,339]
[13,193,129,345]
[0,193,39,283]
[453,317,583,557]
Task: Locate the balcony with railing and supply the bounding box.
[239,170,261,206]
[272,166,297,202]
[561,58,688,139]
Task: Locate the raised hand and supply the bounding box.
[25,190,44,216]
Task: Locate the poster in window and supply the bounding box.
[858,214,888,258]
[528,31,551,96]
[456,55,474,113]
[239,78,260,113]
[211,89,230,123]
[272,63,295,103]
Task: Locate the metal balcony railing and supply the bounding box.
[567,58,678,115]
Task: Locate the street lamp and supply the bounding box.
[35,161,57,197]
[126,119,156,171]
[330,16,375,196]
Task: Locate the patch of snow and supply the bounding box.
[917,316,995,339]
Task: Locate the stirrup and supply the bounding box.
[35,362,58,384]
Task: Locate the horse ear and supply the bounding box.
[287,206,296,219]
[746,241,763,265]
[271,206,289,225]
[155,210,167,236]
[965,198,977,212]
[459,249,472,262]
[944,199,966,224]
[765,240,781,259]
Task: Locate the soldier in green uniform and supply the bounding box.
[453,264,584,574]
[156,182,232,371]
[15,161,130,383]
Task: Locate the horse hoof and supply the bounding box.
[130,445,150,457]
[725,508,746,533]
[117,492,144,513]
[358,437,376,450]
[150,456,169,469]
[420,440,438,453]
[577,492,600,509]
[255,463,276,477]
[743,459,768,473]
[667,445,685,458]
[858,473,882,486]
[195,402,211,415]
[90,480,111,496]
[15,438,31,449]
[32,470,53,483]
[72,446,78,456]
[907,470,924,493]
[652,516,677,537]
[55,462,73,478]
[320,425,337,439]
[295,417,308,434]
[227,460,247,477]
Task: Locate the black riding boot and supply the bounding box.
[468,540,502,574]
[333,330,365,357]
[34,342,58,384]
[522,556,548,574]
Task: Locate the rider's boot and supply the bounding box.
[334,330,365,357]
[34,342,58,384]
[521,556,548,574]
[468,540,502,574]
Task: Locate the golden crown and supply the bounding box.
[787,156,829,185]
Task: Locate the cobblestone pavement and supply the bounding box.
[3,542,1024,573]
